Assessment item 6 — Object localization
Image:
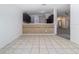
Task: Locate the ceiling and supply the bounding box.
[16,4,70,14]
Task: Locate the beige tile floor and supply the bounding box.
[0,35,79,54]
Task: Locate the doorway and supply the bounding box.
[23,12,54,34]
[57,16,70,39]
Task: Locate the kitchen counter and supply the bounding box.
[23,23,54,34]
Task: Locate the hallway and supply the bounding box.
[0,35,79,54]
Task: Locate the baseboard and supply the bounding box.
[22,33,55,35]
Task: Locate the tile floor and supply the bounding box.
[0,35,79,54]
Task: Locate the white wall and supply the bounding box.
[0,5,22,49]
[54,8,57,35]
[71,4,79,44]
